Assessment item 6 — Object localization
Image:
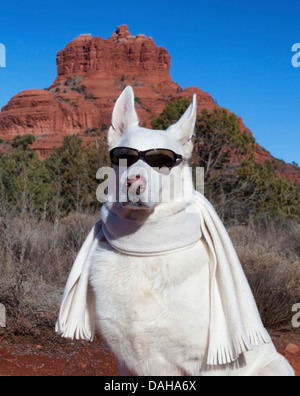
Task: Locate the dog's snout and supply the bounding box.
[127,175,146,196]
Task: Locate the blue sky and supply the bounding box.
[0,0,299,164]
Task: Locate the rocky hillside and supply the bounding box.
[0,25,299,183]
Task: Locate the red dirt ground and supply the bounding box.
[0,339,119,376]
[0,333,299,376]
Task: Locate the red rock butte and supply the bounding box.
[0,25,299,183]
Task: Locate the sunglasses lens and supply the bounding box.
[145,150,176,168]
[110,148,138,166]
[110,148,182,168]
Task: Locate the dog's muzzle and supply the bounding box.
[126,175,146,196]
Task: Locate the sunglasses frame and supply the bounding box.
[110,147,183,168]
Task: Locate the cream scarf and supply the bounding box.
[56,191,271,366]
[100,201,201,257]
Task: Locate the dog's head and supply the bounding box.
[106,86,197,212]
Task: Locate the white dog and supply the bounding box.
[56,86,294,376]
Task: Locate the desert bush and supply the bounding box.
[229,221,300,329]
[0,134,110,219]
[0,201,98,338]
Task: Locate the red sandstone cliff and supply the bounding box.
[0,25,299,183]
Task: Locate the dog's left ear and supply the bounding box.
[167,95,197,159]
[108,86,139,148]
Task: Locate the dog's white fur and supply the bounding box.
[89,86,294,376]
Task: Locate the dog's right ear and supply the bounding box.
[107,86,139,148]
[166,94,197,159]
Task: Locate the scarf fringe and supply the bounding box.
[247,327,272,347]
[56,321,94,341]
[207,328,272,366]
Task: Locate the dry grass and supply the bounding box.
[0,207,98,339]
[229,221,300,329]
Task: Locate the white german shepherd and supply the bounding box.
[57,86,294,376]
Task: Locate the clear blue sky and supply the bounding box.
[0,0,299,164]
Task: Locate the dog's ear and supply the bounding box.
[167,95,197,159]
[107,86,139,148]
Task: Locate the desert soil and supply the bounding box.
[0,332,299,376]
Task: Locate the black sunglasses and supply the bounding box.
[110,147,183,168]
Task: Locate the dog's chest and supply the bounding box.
[89,239,211,365]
